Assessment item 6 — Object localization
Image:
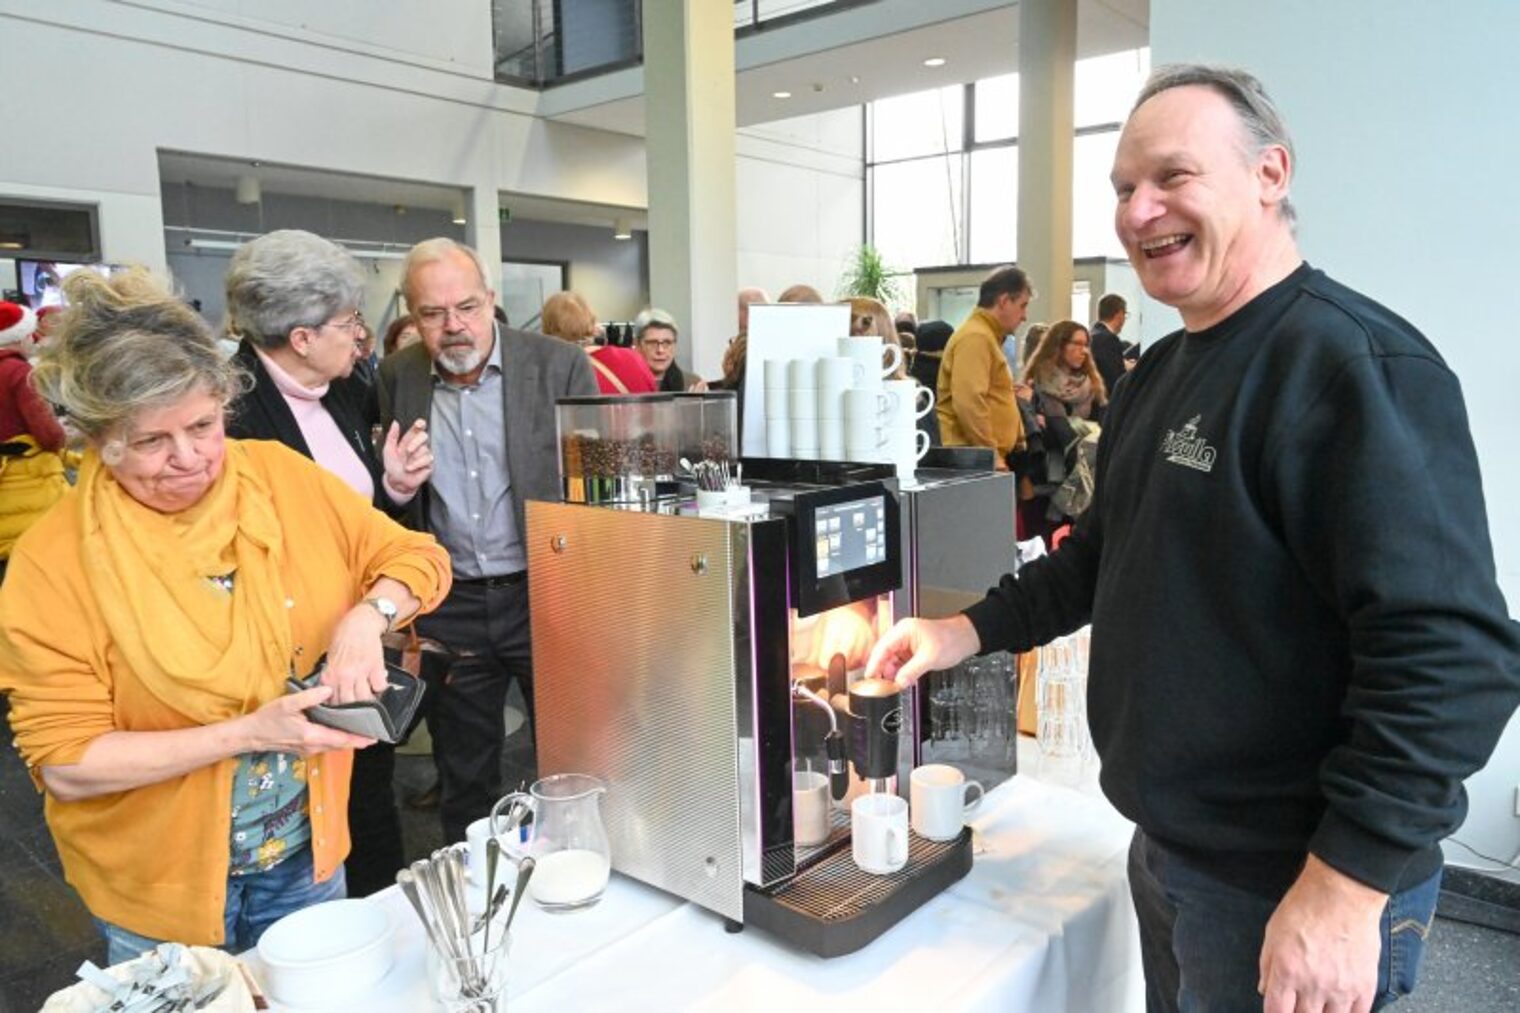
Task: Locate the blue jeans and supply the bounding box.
[1129,829,1440,1013]
[95,846,346,965]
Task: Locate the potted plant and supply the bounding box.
[837,244,905,309]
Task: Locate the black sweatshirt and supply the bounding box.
[965,264,1520,895]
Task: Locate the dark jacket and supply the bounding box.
[966,264,1520,896]
[225,339,394,513]
[1089,321,1129,396]
[374,327,597,536]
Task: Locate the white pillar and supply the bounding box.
[1016,0,1076,327]
[642,0,737,381]
[465,185,502,294]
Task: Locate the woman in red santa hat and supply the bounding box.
[0,300,70,581]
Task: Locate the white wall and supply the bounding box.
[736,108,865,308]
[500,219,647,323]
[1154,0,1520,881]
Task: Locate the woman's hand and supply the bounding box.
[382,419,433,501]
[687,376,710,392]
[319,603,391,703]
[1014,381,1035,403]
[242,686,376,755]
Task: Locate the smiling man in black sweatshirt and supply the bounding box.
[867,65,1520,1013]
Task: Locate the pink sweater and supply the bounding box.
[254,348,374,500]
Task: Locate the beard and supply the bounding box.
[436,339,486,378]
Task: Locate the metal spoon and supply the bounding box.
[473,883,509,936]
[397,868,456,965]
[502,857,536,937]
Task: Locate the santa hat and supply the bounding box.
[0,301,38,347]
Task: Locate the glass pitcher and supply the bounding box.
[490,773,611,911]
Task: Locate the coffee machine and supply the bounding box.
[526,455,976,956]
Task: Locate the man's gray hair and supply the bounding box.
[1135,63,1297,228]
[223,230,365,349]
[634,306,679,340]
[401,238,495,308]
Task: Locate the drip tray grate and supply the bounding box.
[743,828,973,957]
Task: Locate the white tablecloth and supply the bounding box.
[248,769,1142,1012]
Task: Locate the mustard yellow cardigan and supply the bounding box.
[0,439,451,945]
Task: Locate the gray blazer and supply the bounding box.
[375,326,598,536]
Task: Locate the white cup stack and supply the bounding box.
[844,387,896,463]
[763,358,790,457]
[788,357,819,460]
[815,356,861,461]
[883,378,934,484]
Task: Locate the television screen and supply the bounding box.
[17,261,116,308]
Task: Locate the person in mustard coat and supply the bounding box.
[0,268,452,963]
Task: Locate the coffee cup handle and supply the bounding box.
[915,429,931,460]
[490,792,534,860]
[881,343,903,378]
[963,780,986,815]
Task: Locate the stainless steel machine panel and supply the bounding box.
[527,501,751,920]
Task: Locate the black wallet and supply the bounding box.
[285,655,428,744]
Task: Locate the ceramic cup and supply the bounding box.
[837,336,902,387]
[909,764,985,842]
[788,357,816,390]
[793,770,831,847]
[851,793,909,874]
[763,358,789,394]
[765,418,791,457]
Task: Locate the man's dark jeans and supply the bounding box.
[1129,829,1440,1012]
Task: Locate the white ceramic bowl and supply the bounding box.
[256,898,395,1007]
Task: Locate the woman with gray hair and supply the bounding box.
[634,306,706,392]
[222,229,436,897]
[0,266,450,960]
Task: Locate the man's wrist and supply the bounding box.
[1301,854,1388,910]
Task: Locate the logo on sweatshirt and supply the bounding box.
[1160,414,1217,473]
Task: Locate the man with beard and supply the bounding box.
[376,238,596,844]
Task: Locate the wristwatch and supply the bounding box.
[363,596,399,632]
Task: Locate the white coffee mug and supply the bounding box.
[763,358,789,394]
[466,815,516,884]
[765,418,791,457]
[793,770,830,847]
[815,386,845,420]
[816,356,864,393]
[909,764,985,842]
[838,336,902,386]
[885,378,934,421]
[789,385,818,419]
[818,417,845,461]
[791,414,819,449]
[763,385,788,420]
[852,793,908,874]
[788,357,816,390]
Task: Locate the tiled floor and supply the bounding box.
[0,694,1514,1011]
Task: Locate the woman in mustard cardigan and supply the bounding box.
[0,268,452,963]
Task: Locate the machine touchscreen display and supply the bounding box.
[812,495,887,578]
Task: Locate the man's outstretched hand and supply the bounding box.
[863,614,982,687]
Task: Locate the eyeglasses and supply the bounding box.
[640,338,676,351]
[319,311,365,335]
[416,297,488,330]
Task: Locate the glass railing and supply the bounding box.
[493,0,869,87]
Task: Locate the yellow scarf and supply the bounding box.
[79,442,293,725]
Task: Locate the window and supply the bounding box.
[866,48,1148,274]
[968,148,1017,264]
[868,86,964,163]
[871,155,965,271]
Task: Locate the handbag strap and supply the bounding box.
[589,354,630,394]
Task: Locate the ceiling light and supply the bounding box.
[923,57,947,68]
[849,75,861,85]
[234,175,261,205]
[348,248,408,261]
[612,218,632,241]
[186,238,243,252]
[450,196,467,225]
[0,241,23,250]
[772,90,792,99]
